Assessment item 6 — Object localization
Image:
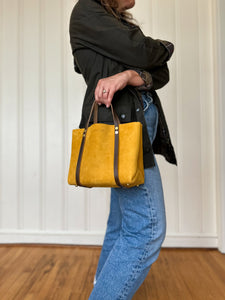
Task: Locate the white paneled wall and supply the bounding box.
[214,0,225,253]
[0,0,220,248]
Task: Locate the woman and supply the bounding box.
[69,0,177,299]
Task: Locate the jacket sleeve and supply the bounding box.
[150,63,170,90]
[157,40,174,61]
[69,2,174,70]
[126,63,170,91]
[127,69,153,91]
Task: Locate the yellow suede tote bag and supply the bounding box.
[67,100,145,188]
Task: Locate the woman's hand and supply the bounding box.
[95,70,145,108]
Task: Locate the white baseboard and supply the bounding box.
[0,230,219,250]
[163,233,218,248]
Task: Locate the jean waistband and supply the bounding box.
[141,91,154,111]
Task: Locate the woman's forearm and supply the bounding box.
[94,70,147,107]
[123,70,145,87]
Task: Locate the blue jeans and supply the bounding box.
[88,91,166,300]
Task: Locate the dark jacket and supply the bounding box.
[69,0,177,168]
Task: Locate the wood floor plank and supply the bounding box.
[133,248,225,300]
[0,245,224,300]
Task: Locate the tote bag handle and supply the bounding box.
[85,98,121,129]
[76,98,123,188]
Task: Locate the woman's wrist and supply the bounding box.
[123,70,145,87]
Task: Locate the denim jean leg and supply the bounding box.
[88,160,166,300]
[88,94,166,300]
[93,188,122,285]
[119,156,166,300]
[93,92,155,286]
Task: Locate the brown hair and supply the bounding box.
[98,0,139,28]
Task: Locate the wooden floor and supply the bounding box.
[0,245,224,300]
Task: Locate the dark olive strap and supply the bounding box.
[76,98,123,187]
[94,103,98,123]
[114,125,122,187]
[76,128,87,187]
